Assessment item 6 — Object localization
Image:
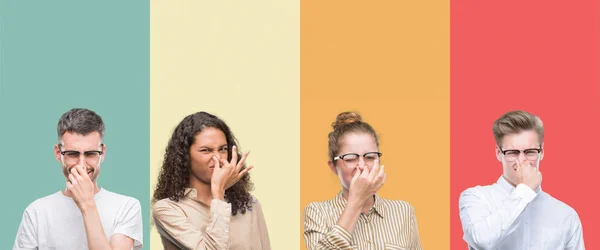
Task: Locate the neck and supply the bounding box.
[502,175,517,187]
[189,175,213,205]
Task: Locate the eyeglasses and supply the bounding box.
[334,152,382,168]
[58,144,104,165]
[499,147,541,162]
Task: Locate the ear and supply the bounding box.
[495,145,503,162]
[539,143,544,161]
[100,144,107,163]
[54,144,62,163]
[328,160,338,176]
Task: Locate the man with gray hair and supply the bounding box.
[13,108,143,250]
[458,110,584,250]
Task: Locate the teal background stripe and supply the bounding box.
[0,1,149,249]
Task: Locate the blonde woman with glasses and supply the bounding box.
[303,111,423,250]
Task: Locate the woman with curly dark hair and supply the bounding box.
[152,111,271,250]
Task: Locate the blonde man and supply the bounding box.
[459,110,584,250]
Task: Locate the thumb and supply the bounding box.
[351,168,361,183]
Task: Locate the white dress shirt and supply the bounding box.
[459,176,584,250]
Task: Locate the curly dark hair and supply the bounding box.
[152,111,254,215]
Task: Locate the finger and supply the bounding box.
[71,167,82,180]
[220,158,230,169]
[68,174,78,185]
[76,165,89,180]
[368,163,379,180]
[361,166,370,177]
[516,163,523,178]
[230,145,238,165]
[211,163,221,174]
[351,168,361,182]
[375,165,385,183]
[375,174,386,191]
[66,181,74,191]
[372,165,383,183]
[368,158,381,179]
[515,160,525,176]
[373,159,380,169]
[375,178,385,191]
[238,165,253,177]
[237,151,250,170]
[76,173,84,182]
[213,156,221,168]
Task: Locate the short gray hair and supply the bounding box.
[57,108,105,141]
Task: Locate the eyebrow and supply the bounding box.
[198,144,228,149]
[62,150,102,152]
[504,147,540,151]
[59,146,103,151]
[58,143,104,150]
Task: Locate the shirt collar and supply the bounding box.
[183,187,195,196]
[334,190,385,218]
[183,188,204,203]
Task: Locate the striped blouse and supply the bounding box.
[303,191,422,250]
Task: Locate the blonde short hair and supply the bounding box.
[493,110,544,147]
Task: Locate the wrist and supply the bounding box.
[346,198,363,213]
[527,183,540,191]
[79,200,97,214]
[211,188,225,201]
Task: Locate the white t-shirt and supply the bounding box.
[13,188,143,250]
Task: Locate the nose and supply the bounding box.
[212,152,223,162]
[356,157,369,170]
[77,154,86,165]
[516,152,528,164]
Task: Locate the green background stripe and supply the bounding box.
[0,1,150,248]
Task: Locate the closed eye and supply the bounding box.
[64,152,80,157]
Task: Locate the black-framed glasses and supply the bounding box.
[499,147,541,162]
[58,144,104,164]
[334,152,382,168]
